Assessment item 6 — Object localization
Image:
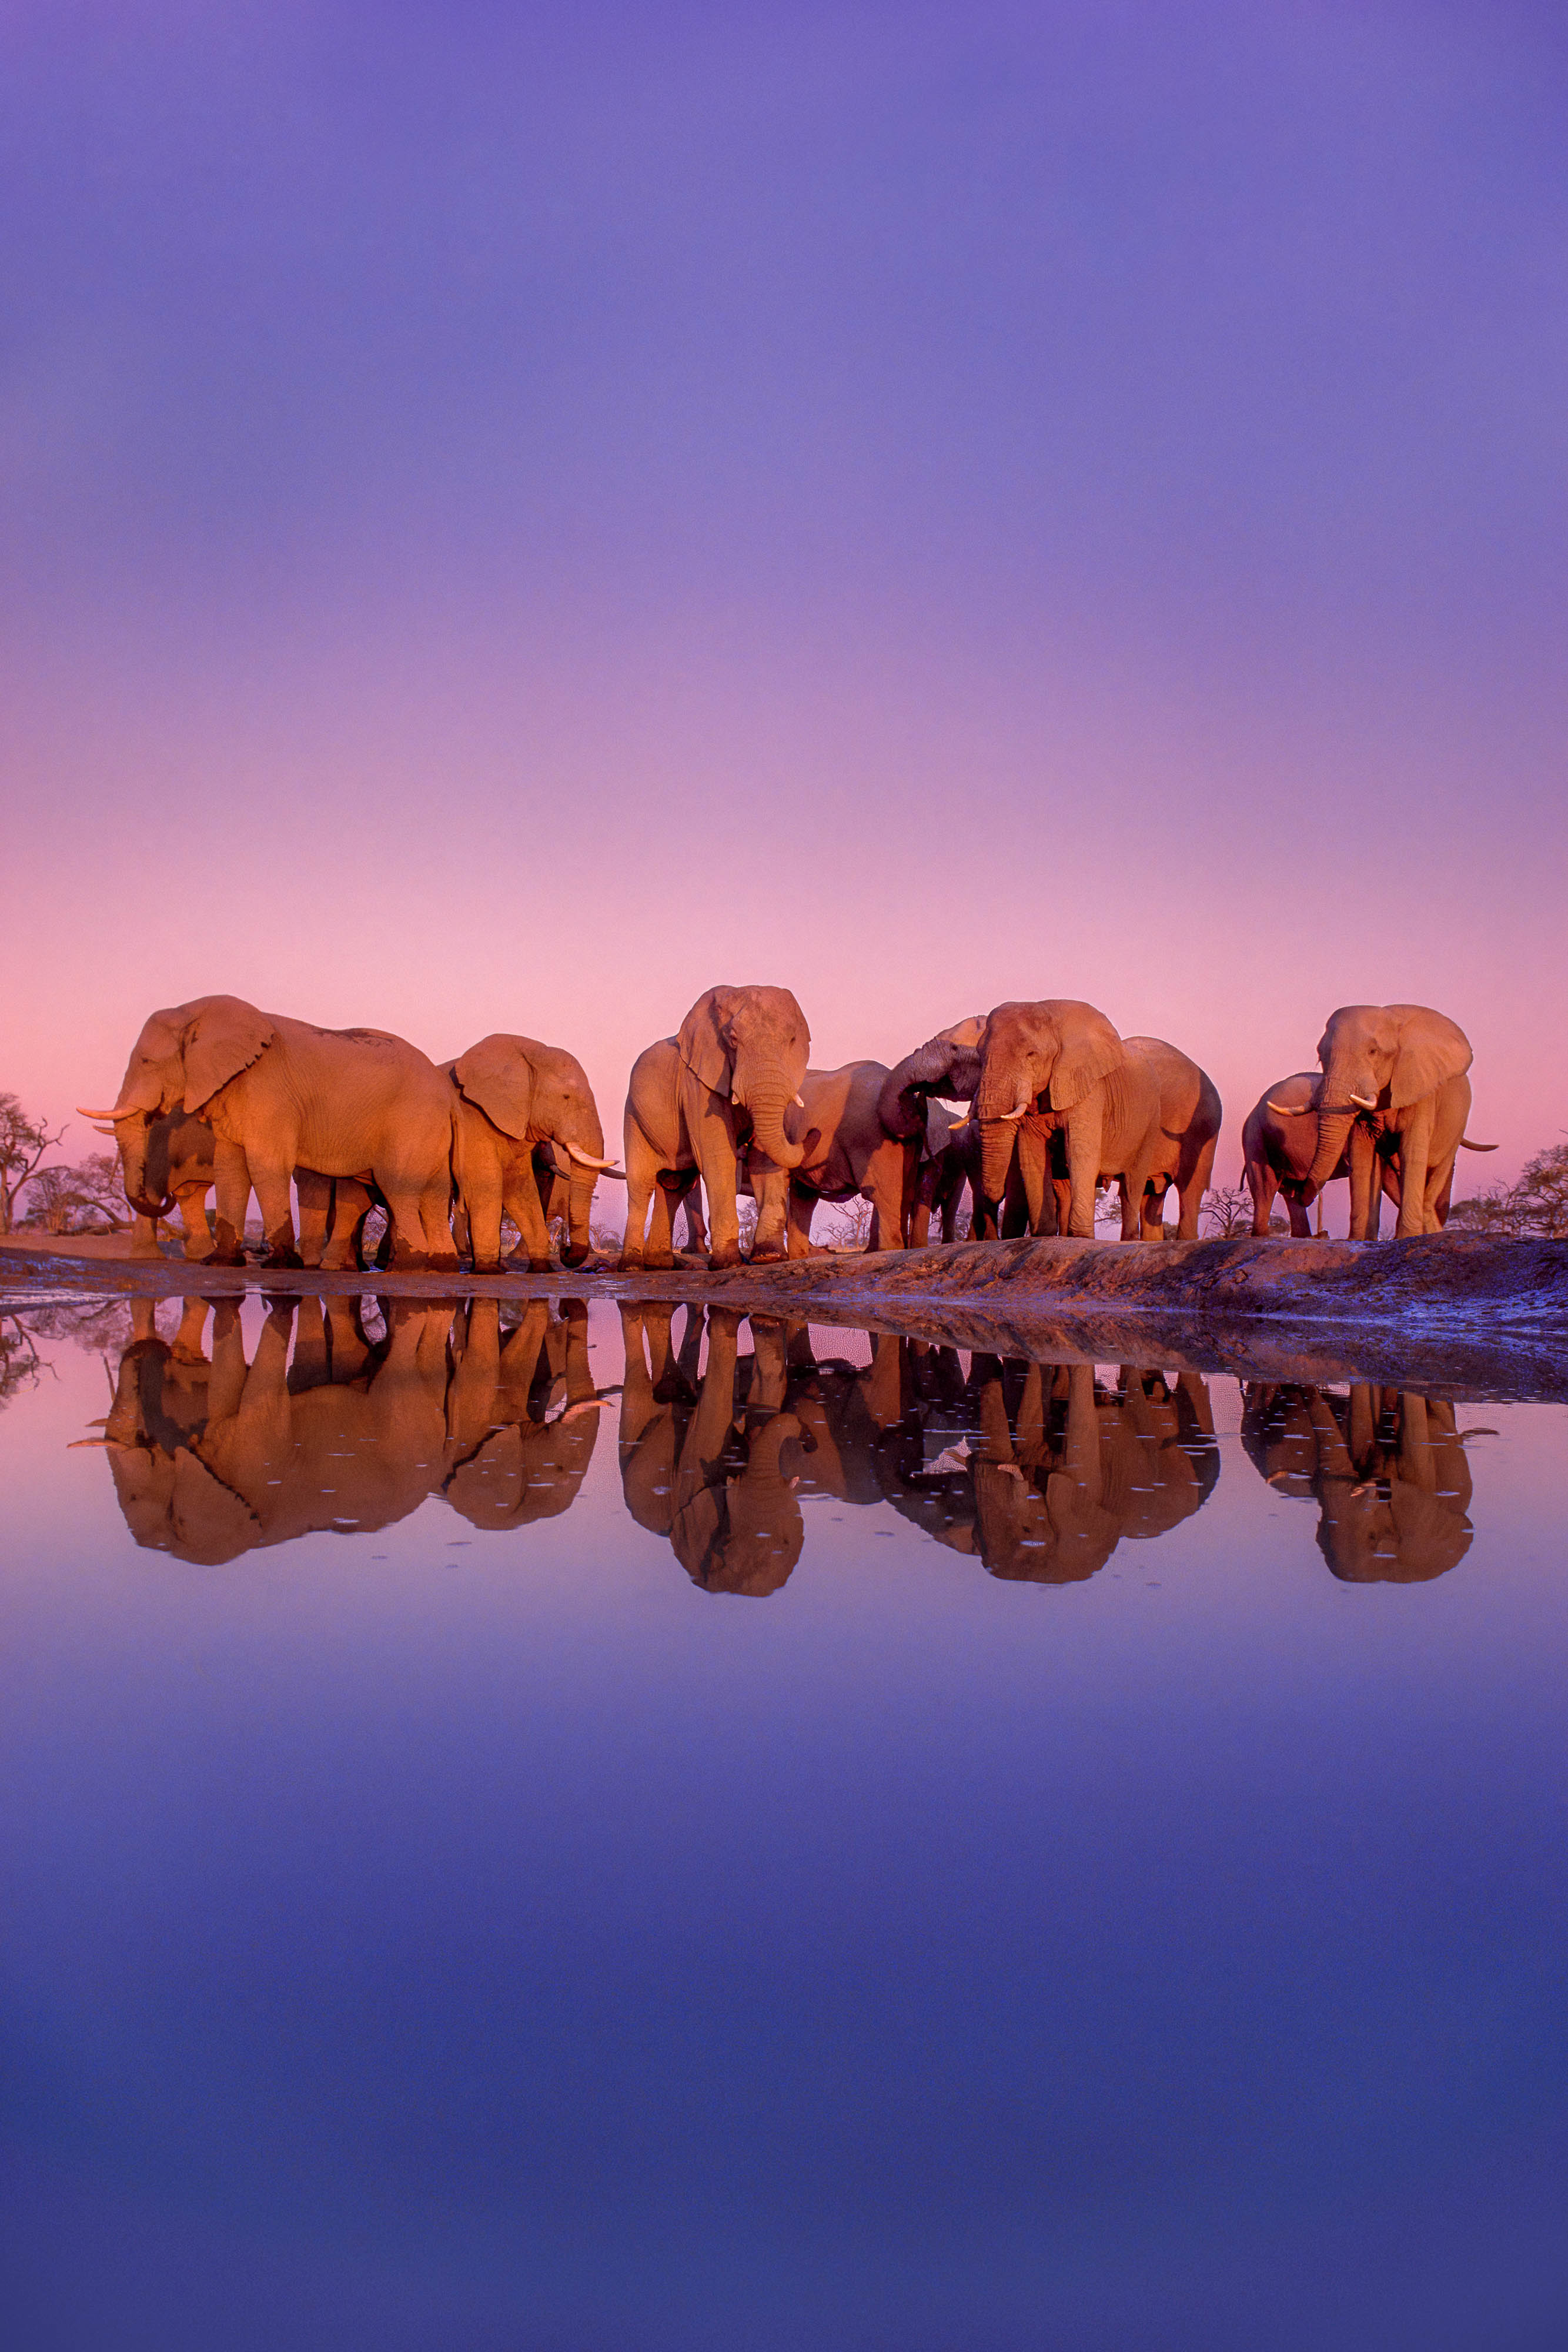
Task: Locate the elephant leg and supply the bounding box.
[1015,1124,1049,1236]
[209,1138,253,1264]
[864,1137,908,1253]
[419,1182,460,1271]
[176,1185,214,1261]
[1393,1100,1435,1240]
[250,1160,302,1266]
[1247,1157,1278,1237]
[295,1170,331,1268]
[679,1181,708,1256]
[688,1096,743,1269]
[128,1210,163,1260]
[500,1165,551,1273]
[638,1178,678,1270]
[1141,1178,1167,1241]
[1283,1188,1313,1239]
[1345,1122,1382,1241]
[785,1184,817,1258]
[618,1121,663,1271]
[322,1179,372,1273]
[751,1166,791,1259]
[1176,1135,1217,1241]
[1059,1100,1101,1238]
[380,1181,436,1268]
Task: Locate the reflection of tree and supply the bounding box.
[618,1305,805,1596]
[80,1294,607,1562]
[1,1309,52,1410]
[1240,1383,1475,1581]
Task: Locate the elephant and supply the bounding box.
[84,1292,456,1563]
[445,1034,620,1273]
[79,995,459,1267]
[93,1108,219,1260]
[1242,1074,1407,1238]
[1265,1004,1492,1240]
[765,1060,918,1255]
[971,1000,1164,1240]
[442,1297,604,1526]
[618,1304,807,1595]
[1118,1038,1222,1240]
[880,1017,1032,1244]
[1241,1382,1474,1581]
[98,1110,387,1269]
[621,985,813,1270]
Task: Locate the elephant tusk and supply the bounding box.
[1349,1093,1379,1111]
[76,1103,138,1121]
[1459,1137,1498,1151]
[1266,1101,1315,1115]
[793,1093,806,1108]
[563,1140,624,1175]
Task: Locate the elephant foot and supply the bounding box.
[617,1251,646,1274]
[425,1252,461,1274]
[527,1255,552,1274]
[707,1247,742,1271]
[266,1248,305,1271]
[200,1250,248,1268]
[643,1249,675,1271]
[560,1245,590,1268]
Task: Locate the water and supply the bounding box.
[1,1289,1564,2350]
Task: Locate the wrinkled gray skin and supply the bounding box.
[446,1034,614,1273]
[81,994,457,1268]
[765,1061,915,1255]
[621,986,812,1270]
[1279,1005,1489,1240]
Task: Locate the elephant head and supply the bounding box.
[971,1000,1125,1212]
[450,1034,617,1267]
[877,1015,989,1140]
[79,996,275,1218]
[678,985,811,1172]
[1302,1004,1472,1197]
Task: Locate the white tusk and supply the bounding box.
[1349,1093,1379,1111]
[1267,1101,1314,1115]
[793,1093,805,1108]
[76,1103,136,1121]
[563,1141,622,1174]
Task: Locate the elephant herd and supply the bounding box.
[78,986,1492,1271]
[82,1297,1476,1588]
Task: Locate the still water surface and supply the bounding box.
[1,1291,1564,2349]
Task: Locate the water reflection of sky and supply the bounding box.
[1,1295,1564,2350]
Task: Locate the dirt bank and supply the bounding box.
[6,1232,1565,1400]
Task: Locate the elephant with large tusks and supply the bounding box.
[1263,1005,1495,1240]
[79,994,459,1268]
[1243,1074,1404,1238]
[445,1033,620,1273]
[621,985,813,1271]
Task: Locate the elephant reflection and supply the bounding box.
[1241,1382,1473,1581]
[618,1305,806,1596]
[772,1326,1218,1583]
[86,1294,603,1561]
[442,1298,603,1526]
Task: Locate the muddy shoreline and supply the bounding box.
[6,1232,1566,1401]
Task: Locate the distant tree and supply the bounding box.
[1450,1141,1568,1240]
[0,1094,66,1235]
[26,1154,130,1235]
[820,1197,874,1251]
[1202,1184,1255,1238]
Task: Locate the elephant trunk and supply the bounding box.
[562,1165,596,1266]
[877,1041,959,1138]
[742,1077,806,1172]
[1306,1105,1355,1195]
[977,1117,1018,1214]
[118,1115,174,1220]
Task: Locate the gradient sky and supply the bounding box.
[4,2,1565,1196]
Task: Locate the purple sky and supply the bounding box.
[4,2,1564,1198]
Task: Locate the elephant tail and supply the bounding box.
[1458,1137,1498,1152]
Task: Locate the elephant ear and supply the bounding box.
[453,1035,534,1140]
[182,998,276,1114]
[1386,1007,1472,1108]
[1047,1001,1126,1113]
[678,988,737,1098]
